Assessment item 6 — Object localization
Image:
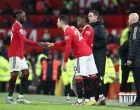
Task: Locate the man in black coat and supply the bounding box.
[119,40,133,92]
[127,13,140,106]
[88,10,107,104]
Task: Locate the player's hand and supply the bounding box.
[62,62,67,72]
[46,42,54,47]
[38,42,47,48]
[127,60,132,66]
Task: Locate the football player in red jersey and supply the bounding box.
[77,15,94,103]
[6,10,46,104]
[47,15,105,105]
[77,15,94,49]
[77,15,106,105]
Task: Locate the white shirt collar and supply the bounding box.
[15,21,22,27]
[64,25,69,32]
[83,25,90,30]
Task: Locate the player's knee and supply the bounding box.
[90,74,97,78]
[75,78,83,89]
[21,69,29,78]
[11,72,18,80]
[83,76,90,85]
[75,75,83,80]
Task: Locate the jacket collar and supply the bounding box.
[90,20,104,27]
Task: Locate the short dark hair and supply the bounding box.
[13,10,24,18]
[58,15,69,24]
[79,15,89,23]
[89,10,99,17]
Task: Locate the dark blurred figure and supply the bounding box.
[107,34,119,44]
[20,0,36,14]
[1,4,13,14]
[40,29,52,42]
[36,49,48,94]
[43,4,53,15]
[103,48,116,97]
[0,18,12,28]
[0,39,8,59]
[125,0,140,14]
[38,18,52,28]
[62,53,75,102]
[36,51,61,95]
[23,17,34,28]
[36,0,52,14]
[0,50,10,92]
[70,16,77,27]
[60,4,69,15]
[70,3,79,15]
[119,40,133,92]
[55,34,63,42]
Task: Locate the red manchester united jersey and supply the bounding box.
[8,21,39,59]
[54,26,92,62]
[81,25,94,49]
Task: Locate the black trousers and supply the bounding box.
[120,66,133,92]
[36,80,56,95]
[0,82,7,92]
[43,81,56,95]
[16,81,32,93]
[93,48,106,77]
[131,67,140,102]
[104,83,110,97]
[64,83,75,96]
[94,49,106,100]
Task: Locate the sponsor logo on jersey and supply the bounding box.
[19,29,24,34]
[64,36,69,40]
[85,31,91,35]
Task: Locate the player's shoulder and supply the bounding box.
[85,25,93,31]
[67,26,76,31]
[83,25,94,35]
[65,26,76,34]
[12,21,22,29]
[85,25,94,34]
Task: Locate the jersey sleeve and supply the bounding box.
[15,26,39,46]
[54,41,65,47]
[63,31,72,63]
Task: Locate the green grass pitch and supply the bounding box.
[0,93,139,110]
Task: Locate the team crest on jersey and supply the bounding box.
[85,31,91,35]
[19,29,24,34]
[64,36,69,40]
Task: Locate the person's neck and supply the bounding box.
[62,25,69,32]
[16,20,22,26]
[16,19,21,23]
[82,23,89,29]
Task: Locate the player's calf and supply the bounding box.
[74,76,84,104]
[90,74,106,105]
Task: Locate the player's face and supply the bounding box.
[88,12,97,23]
[77,17,83,28]
[19,12,26,23]
[57,19,62,28]
[128,15,133,26]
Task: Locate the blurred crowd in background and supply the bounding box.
[0,0,140,15]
